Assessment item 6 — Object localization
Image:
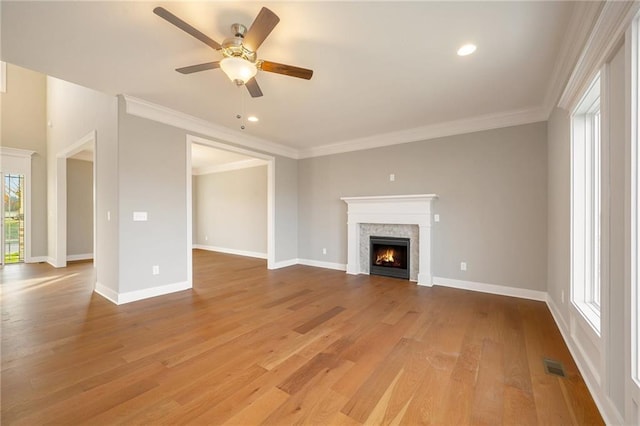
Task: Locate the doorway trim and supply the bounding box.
[186,134,275,279]
[54,130,97,268]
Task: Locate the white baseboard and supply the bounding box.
[118,281,191,305]
[432,276,548,302]
[297,258,346,271]
[94,281,191,305]
[94,282,119,304]
[193,244,267,260]
[25,256,48,263]
[546,296,624,425]
[270,258,298,269]
[46,257,63,268]
[67,253,93,261]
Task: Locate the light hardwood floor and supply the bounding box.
[1,250,603,425]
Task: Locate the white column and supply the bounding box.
[417,223,433,286]
[346,220,359,274]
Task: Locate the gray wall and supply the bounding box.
[194,165,267,255]
[274,156,298,262]
[117,100,188,293]
[546,107,570,311]
[298,122,548,291]
[47,76,119,292]
[0,63,47,258]
[66,159,93,256]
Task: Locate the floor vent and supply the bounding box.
[543,358,566,377]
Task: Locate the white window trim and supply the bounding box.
[571,73,603,336]
[628,13,640,407]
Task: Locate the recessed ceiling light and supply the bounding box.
[248,116,259,122]
[457,44,477,56]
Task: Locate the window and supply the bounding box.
[571,73,602,334]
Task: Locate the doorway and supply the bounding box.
[0,148,34,267]
[2,173,25,264]
[185,134,275,287]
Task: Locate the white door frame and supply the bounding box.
[54,130,97,268]
[186,134,275,286]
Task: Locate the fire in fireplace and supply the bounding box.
[369,236,410,279]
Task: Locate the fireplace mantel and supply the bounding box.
[341,194,438,286]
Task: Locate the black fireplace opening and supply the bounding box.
[369,236,410,280]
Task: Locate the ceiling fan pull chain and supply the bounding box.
[238,86,246,130]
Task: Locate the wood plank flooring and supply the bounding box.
[1,250,603,425]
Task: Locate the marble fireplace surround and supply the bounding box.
[341,194,438,286]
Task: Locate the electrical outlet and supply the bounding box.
[460,262,467,271]
[107,211,111,221]
[152,265,160,275]
[389,173,395,182]
[205,235,208,241]
[322,248,327,255]
[434,214,440,222]
[561,290,565,304]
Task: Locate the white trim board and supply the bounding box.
[297,258,347,272]
[546,296,625,425]
[433,276,548,302]
[193,244,267,260]
[26,256,48,263]
[271,258,298,269]
[124,95,298,159]
[122,95,548,161]
[193,158,267,176]
[67,253,93,261]
[94,281,191,305]
[558,1,640,111]
[0,61,6,93]
[271,258,346,271]
[298,107,546,159]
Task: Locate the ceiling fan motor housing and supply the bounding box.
[222,24,257,63]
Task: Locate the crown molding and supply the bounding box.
[558,1,640,112]
[122,95,299,159]
[542,1,603,117]
[0,147,36,157]
[123,98,550,161]
[297,107,546,159]
[193,158,267,175]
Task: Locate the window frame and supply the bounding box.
[571,73,603,335]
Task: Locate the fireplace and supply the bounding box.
[341,194,438,286]
[369,236,410,280]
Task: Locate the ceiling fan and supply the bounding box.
[153,6,313,98]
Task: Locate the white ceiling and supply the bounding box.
[1,1,576,153]
[191,143,266,174]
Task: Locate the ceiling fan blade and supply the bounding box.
[243,7,280,52]
[245,78,263,98]
[153,7,221,50]
[176,62,221,74]
[260,61,313,80]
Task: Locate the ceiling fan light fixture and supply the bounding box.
[220,57,257,85]
[457,43,477,56]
